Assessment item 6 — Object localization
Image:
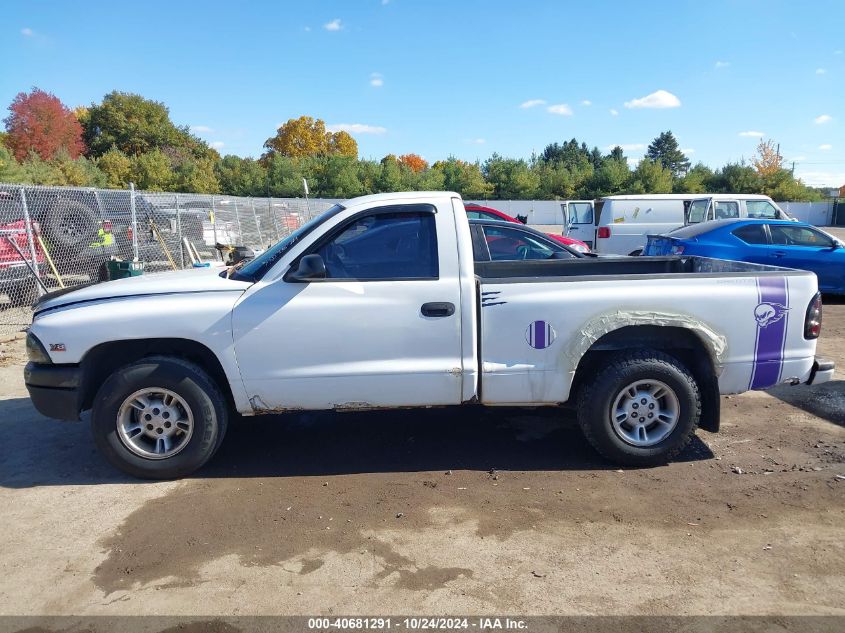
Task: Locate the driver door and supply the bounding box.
[231,204,465,411]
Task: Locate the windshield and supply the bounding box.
[229,204,345,281]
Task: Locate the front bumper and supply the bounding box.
[24,362,83,421]
[807,356,835,386]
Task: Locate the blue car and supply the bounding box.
[644,219,845,294]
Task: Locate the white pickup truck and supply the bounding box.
[24,192,833,479]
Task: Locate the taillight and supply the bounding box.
[671,244,685,255]
[804,292,823,339]
[102,220,113,233]
[597,227,611,239]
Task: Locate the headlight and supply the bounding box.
[26,332,52,364]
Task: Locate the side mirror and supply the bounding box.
[286,254,326,282]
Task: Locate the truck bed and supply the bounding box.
[474,255,804,281]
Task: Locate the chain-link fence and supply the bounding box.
[0,182,334,337]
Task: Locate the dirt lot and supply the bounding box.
[0,303,843,618]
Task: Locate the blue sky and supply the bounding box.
[4,0,844,186]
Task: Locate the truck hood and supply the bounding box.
[34,267,252,314]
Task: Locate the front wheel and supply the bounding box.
[576,350,701,466]
[91,356,228,479]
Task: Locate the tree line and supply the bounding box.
[0,87,824,202]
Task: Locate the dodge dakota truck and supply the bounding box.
[24,192,834,479]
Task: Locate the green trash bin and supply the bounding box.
[106,259,144,280]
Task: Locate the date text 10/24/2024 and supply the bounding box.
[307,618,528,630]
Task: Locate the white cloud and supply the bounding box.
[211,141,225,149]
[836,50,843,55]
[819,144,833,150]
[626,157,642,168]
[605,143,645,152]
[609,108,619,116]
[580,99,592,106]
[327,123,386,135]
[466,138,486,145]
[190,125,213,133]
[681,148,695,154]
[795,170,845,187]
[623,89,681,109]
[739,130,765,137]
[788,156,807,162]
[816,68,827,75]
[304,26,311,32]
[547,103,573,116]
[324,18,343,31]
[369,72,383,87]
[519,99,546,109]
[21,27,33,36]
[382,0,390,4]
[814,114,833,124]
[714,61,730,68]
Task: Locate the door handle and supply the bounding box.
[421,302,455,317]
[771,250,786,258]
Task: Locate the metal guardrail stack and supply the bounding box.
[0,182,332,337]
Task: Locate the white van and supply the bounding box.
[563,194,791,255]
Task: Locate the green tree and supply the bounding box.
[431,158,492,198]
[646,131,690,178]
[484,154,540,199]
[318,156,364,198]
[215,155,268,196]
[0,145,25,182]
[130,149,173,190]
[586,158,630,197]
[709,162,761,193]
[174,156,220,193]
[97,146,132,188]
[673,163,714,193]
[627,159,673,193]
[83,91,202,157]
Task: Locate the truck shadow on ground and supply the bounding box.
[0,398,713,488]
[768,380,845,428]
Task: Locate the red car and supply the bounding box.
[464,203,590,252]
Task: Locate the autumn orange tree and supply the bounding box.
[398,153,428,173]
[263,116,357,159]
[3,88,85,161]
[751,139,783,177]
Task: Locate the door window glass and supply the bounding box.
[713,201,739,219]
[482,225,566,260]
[747,200,780,219]
[569,202,594,224]
[732,224,767,245]
[687,199,710,223]
[315,212,438,279]
[769,225,834,248]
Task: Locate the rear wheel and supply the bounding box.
[91,356,228,479]
[41,199,98,256]
[576,350,700,466]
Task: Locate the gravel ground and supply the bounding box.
[0,302,843,617]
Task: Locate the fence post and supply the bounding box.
[249,197,264,246]
[269,197,281,242]
[129,182,139,260]
[233,199,243,245]
[210,194,219,260]
[18,187,43,295]
[175,193,184,269]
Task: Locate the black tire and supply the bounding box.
[41,199,99,255]
[6,278,38,307]
[91,356,228,479]
[576,349,700,466]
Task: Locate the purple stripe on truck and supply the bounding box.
[749,276,789,390]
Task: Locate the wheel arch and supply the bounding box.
[569,323,722,432]
[80,338,236,414]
